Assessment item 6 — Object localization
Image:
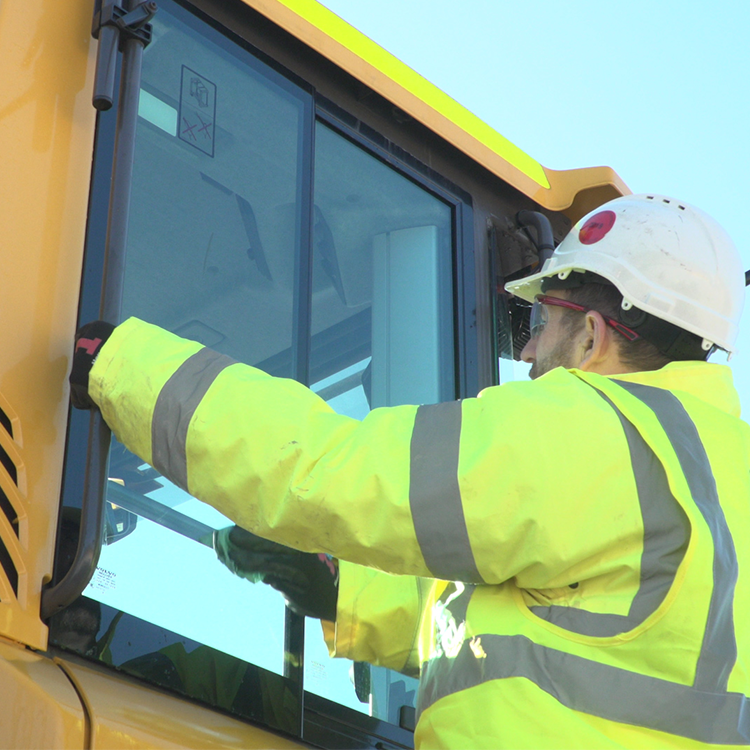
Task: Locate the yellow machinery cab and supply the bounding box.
[0,0,627,747]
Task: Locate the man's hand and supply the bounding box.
[70,321,115,410]
[214,526,338,621]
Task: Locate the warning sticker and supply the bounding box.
[178,66,216,157]
[89,566,117,594]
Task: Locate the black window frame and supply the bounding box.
[50,0,478,747]
[313,104,477,402]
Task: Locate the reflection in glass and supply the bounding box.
[54,597,297,728]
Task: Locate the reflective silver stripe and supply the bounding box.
[530,392,690,636]
[418,634,750,744]
[615,381,738,691]
[151,348,236,491]
[409,402,484,583]
[417,381,744,742]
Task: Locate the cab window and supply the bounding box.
[52,0,466,743]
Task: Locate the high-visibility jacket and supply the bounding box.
[89,317,750,749]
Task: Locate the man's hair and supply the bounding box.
[560,282,672,372]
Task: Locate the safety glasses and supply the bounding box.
[530,295,641,341]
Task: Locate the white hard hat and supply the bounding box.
[505,194,746,356]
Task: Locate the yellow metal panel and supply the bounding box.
[0,0,98,648]
[539,165,631,221]
[532,167,631,222]
[0,638,86,749]
[58,658,305,749]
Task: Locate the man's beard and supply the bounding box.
[529,337,577,380]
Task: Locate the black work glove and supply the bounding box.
[70,320,115,410]
[214,525,338,622]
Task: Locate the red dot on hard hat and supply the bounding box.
[579,210,616,245]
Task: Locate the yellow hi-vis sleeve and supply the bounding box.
[91,318,429,576]
[323,561,435,675]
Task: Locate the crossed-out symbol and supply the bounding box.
[181,117,197,141]
[197,116,212,138]
[181,114,212,141]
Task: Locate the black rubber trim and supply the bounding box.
[0,533,18,597]
[0,485,18,537]
[0,407,13,439]
[303,691,414,749]
[0,442,17,486]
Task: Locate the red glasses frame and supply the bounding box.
[530,295,641,341]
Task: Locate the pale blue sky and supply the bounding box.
[318,0,750,412]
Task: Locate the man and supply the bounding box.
[70,194,750,748]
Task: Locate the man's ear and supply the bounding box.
[577,311,612,371]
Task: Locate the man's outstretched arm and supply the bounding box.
[78,317,446,579]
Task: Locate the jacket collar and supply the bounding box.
[607,361,740,418]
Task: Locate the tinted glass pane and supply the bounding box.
[53,1,310,733]
[304,121,454,720]
[126,9,305,373]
